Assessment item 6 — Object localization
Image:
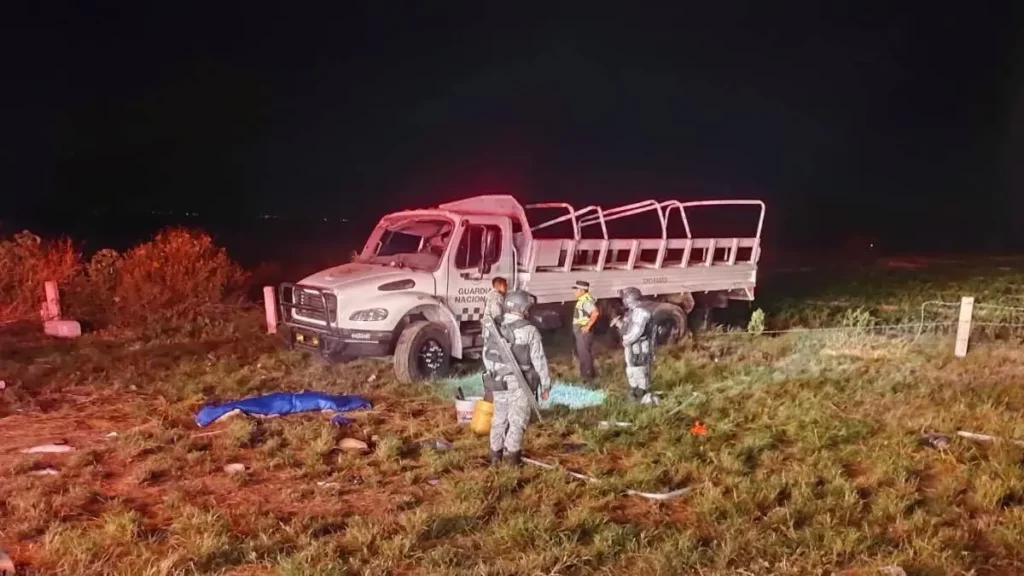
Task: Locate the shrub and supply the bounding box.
[64,248,123,326]
[0,232,81,325]
[112,228,247,329]
[2,228,249,334]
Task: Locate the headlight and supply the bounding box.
[349,308,389,322]
[377,279,415,292]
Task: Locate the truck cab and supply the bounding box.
[278,196,527,382]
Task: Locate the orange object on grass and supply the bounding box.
[690,420,707,436]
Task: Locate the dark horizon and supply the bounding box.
[4,2,1024,255]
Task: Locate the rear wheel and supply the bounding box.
[529,307,563,332]
[394,321,452,383]
[649,303,687,347]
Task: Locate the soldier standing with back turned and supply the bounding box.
[482,290,551,467]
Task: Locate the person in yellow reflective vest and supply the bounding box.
[571,280,600,384]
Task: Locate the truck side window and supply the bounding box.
[455,224,502,270]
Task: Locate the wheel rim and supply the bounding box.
[417,338,446,375]
[653,319,676,346]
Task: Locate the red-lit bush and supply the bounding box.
[2,228,249,334]
[111,228,248,329]
[0,232,81,325]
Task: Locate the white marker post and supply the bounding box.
[43,280,61,321]
[42,280,81,338]
[263,286,278,334]
[954,296,974,358]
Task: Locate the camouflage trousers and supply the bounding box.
[489,378,533,453]
[625,365,650,391]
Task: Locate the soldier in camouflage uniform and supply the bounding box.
[480,277,508,376]
[614,287,656,404]
[482,290,551,466]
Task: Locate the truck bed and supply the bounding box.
[514,199,764,304]
[518,237,758,303]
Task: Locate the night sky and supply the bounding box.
[3,2,1023,254]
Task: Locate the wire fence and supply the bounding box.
[714,298,1024,356]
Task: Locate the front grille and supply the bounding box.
[292,288,337,324]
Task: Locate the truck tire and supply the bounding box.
[595,298,622,336]
[688,306,711,335]
[394,321,452,383]
[650,303,687,347]
[529,307,563,332]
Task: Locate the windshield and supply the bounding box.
[358,217,454,271]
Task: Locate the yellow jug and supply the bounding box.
[470,399,494,435]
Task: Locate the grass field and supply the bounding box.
[4,258,1024,575]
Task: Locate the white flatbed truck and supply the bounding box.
[277,194,765,382]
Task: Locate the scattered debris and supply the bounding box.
[223,463,246,474]
[0,380,6,391]
[523,457,696,501]
[627,485,695,501]
[339,438,369,452]
[879,566,907,576]
[105,431,119,439]
[425,477,440,486]
[20,443,75,454]
[597,421,633,430]
[0,549,14,576]
[348,475,364,485]
[330,414,353,426]
[541,384,607,409]
[640,392,660,405]
[367,373,377,383]
[667,392,703,416]
[957,430,1024,447]
[420,439,452,451]
[442,375,606,410]
[316,481,341,488]
[28,468,60,477]
[921,433,951,449]
[689,420,708,436]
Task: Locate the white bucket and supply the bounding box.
[455,396,481,425]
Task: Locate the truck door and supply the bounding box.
[444,216,512,323]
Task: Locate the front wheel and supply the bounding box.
[394,321,452,383]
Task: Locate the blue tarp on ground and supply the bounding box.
[195,391,372,427]
[442,374,607,410]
